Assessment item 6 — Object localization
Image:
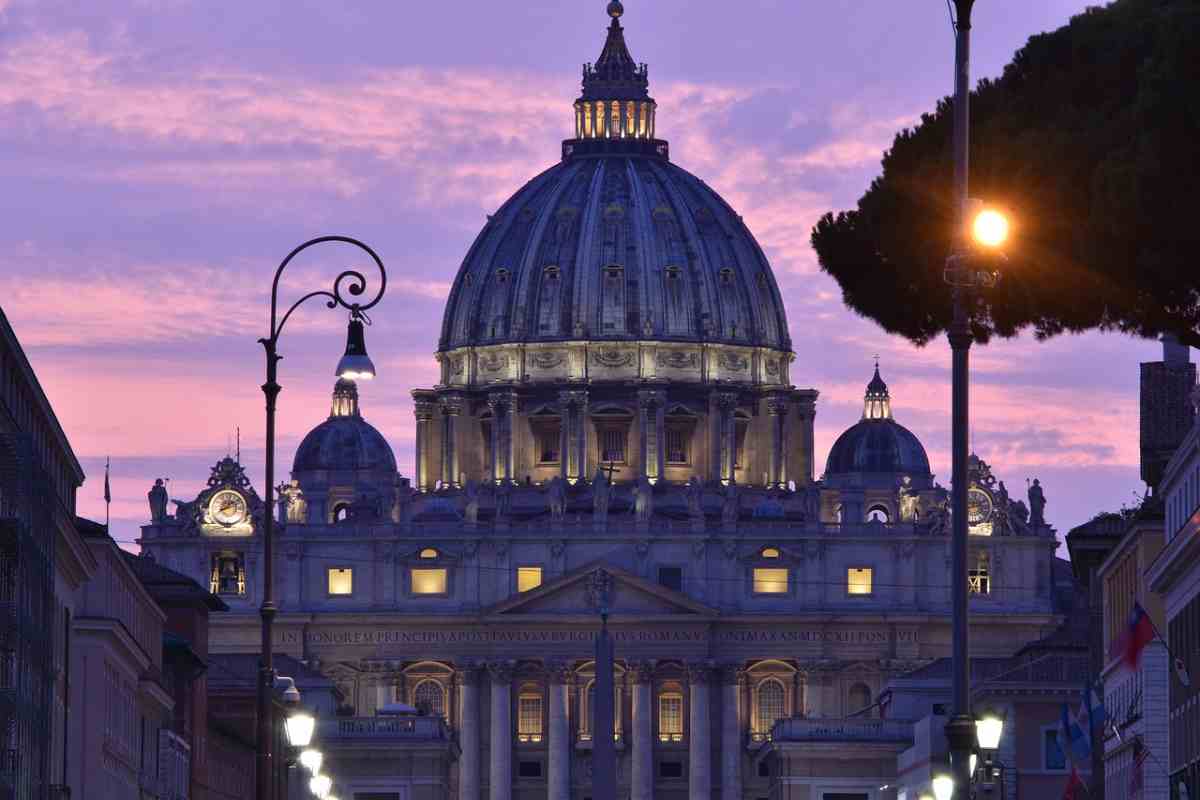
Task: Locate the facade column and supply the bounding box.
[710,392,738,484]
[440,394,464,488]
[794,390,818,484]
[488,661,514,800]
[559,390,589,483]
[458,665,482,800]
[504,391,518,483]
[630,661,655,800]
[547,662,572,800]
[688,662,713,800]
[719,665,743,800]
[766,395,788,488]
[638,390,665,483]
[413,393,436,491]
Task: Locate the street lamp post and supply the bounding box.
[256,236,386,800]
[945,2,979,797]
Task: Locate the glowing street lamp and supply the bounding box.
[310,774,332,799]
[976,710,1005,751]
[284,709,315,748]
[971,207,1010,249]
[335,312,377,381]
[932,774,955,800]
[298,749,323,775]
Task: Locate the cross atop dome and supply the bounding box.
[863,363,893,420]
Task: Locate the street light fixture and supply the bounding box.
[255,236,386,800]
[970,207,1009,249]
[976,710,1005,751]
[309,774,332,799]
[284,710,315,749]
[298,749,323,775]
[932,774,955,800]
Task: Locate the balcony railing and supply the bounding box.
[769,717,913,744]
[319,716,449,742]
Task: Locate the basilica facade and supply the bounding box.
[139,5,1064,800]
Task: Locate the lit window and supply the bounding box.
[517,566,543,593]
[761,547,780,559]
[419,548,439,560]
[611,101,620,138]
[658,692,683,742]
[536,424,560,464]
[626,101,637,135]
[600,427,627,463]
[756,680,786,737]
[847,568,873,596]
[666,427,689,464]
[639,103,648,136]
[518,692,543,742]
[413,680,445,717]
[595,104,605,137]
[411,568,448,595]
[327,568,353,596]
[753,568,788,594]
[211,553,245,596]
[970,557,990,595]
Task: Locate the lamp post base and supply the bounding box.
[944,714,976,800]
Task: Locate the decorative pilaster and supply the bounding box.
[719,665,743,800]
[486,391,518,483]
[638,390,666,483]
[440,394,464,488]
[629,661,656,800]
[765,395,789,488]
[794,390,818,484]
[488,661,515,800]
[547,662,573,800]
[458,665,482,800]
[688,662,714,800]
[559,390,589,483]
[413,393,437,491]
[709,391,738,484]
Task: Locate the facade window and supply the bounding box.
[411,568,448,595]
[847,568,873,596]
[866,505,890,523]
[419,548,439,559]
[658,692,684,742]
[333,504,350,522]
[518,691,544,742]
[1043,728,1067,770]
[535,422,561,464]
[756,680,786,738]
[327,568,353,596]
[412,680,445,717]
[583,682,621,739]
[666,426,690,464]
[599,426,627,463]
[658,566,683,593]
[210,553,245,597]
[969,556,990,596]
[753,568,788,595]
[517,566,543,593]
[848,683,872,716]
[761,547,780,559]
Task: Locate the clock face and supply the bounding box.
[209,489,248,526]
[967,486,994,527]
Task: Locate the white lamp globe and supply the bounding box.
[298,749,323,775]
[976,712,1005,751]
[932,774,955,800]
[285,710,316,748]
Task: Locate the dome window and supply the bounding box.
[719,268,734,286]
[760,547,780,559]
[495,268,510,284]
[419,548,440,560]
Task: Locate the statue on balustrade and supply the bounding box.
[685,476,704,522]
[148,478,169,523]
[463,480,481,524]
[592,469,611,522]
[1027,478,1046,527]
[546,475,567,520]
[722,481,740,524]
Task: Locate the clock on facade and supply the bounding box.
[209,489,248,527]
[966,486,994,532]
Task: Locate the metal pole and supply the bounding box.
[944,3,978,799]
[257,341,280,800]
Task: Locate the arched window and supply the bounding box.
[761,547,780,559]
[518,686,544,742]
[412,680,445,717]
[756,679,786,737]
[419,548,439,560]
[866,505,890,523]
[332,504,350,523]
[848,683,872,717]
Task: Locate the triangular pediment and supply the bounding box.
[484,561,718,618]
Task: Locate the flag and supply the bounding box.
[103,457,111,504]
[1176,655,1192,689]
[1116,603,1157,669]
[1060,703,1090,763]
[1128,745,1148,799]
[1081,681,1106,734]
[1062,766,1086,800]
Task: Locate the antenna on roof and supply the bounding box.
[236,426,241,463]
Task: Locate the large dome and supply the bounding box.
[293,380,397,474]
[438,4,790,355]
[824,366,932,478]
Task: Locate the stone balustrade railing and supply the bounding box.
[769,717,914,744]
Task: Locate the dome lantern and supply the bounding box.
[863,363,892,420]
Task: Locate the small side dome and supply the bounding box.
[825,365,931,478]
[293,380,397,474]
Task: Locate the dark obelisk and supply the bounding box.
[593,571,617,800]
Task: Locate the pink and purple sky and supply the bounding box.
[1,0,1149,549]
